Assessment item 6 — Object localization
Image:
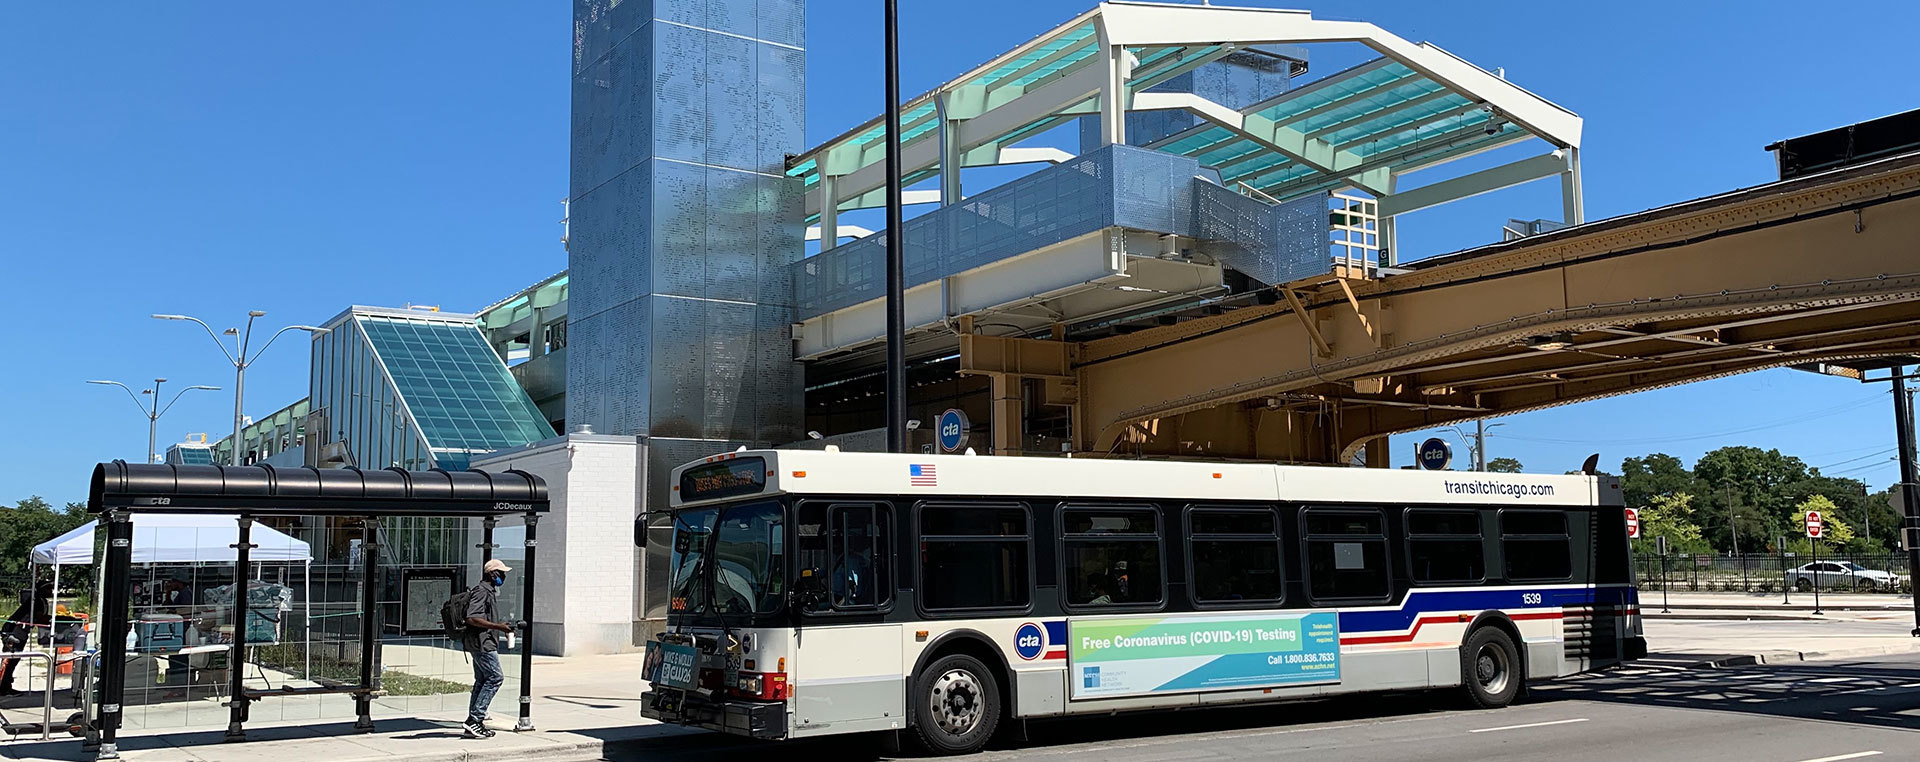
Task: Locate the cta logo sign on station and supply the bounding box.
[937,408,971,453]
[1416,437,1451,471]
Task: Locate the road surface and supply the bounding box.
[605,653,1920,762]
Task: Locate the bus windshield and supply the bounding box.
[668,500,787,622]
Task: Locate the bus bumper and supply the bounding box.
[642,690,786,740]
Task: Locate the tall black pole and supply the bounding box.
[355,518,379,732]
[515,515,539,732]
[1892,369,1920,635]
[883,0,908,454]
[226,517,254,742]
[96,513,133,760]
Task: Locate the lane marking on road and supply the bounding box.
[1467,718,1589,733]
[1790,752,1881,762]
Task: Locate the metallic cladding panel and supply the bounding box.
[1270,191,1331,284]
[565,298,652,436]
[566,160,654,321]
[571,25,654,202]
[568,0,806,457]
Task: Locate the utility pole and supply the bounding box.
[1475,420,1486,472]
[1892,368,1920,636]
[882,0,908,454]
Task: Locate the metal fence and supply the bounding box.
[1635,552,1913,593]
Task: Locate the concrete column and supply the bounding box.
[1095,20,1127,147]
[530,306,548,359]
[1561,147,1585,225]
[818,173,838,249]
[937,94,962,205]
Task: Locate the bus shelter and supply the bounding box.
[85,462,548,761]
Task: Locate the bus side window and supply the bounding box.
[919,503,1032,613]
[1302,508,1390,601]
[1405,509,1484,584]
[828,504,890,609]
[1501,510,1571,581]
[797,502,892,612]
[1188,507,1284,605]
[1062,506,1163,608]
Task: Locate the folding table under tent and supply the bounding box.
[85,462,547,762]
[29,514,314,682]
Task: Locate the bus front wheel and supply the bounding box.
[911,652,1002,755]
[1460,626,1522,709]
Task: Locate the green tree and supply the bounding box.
[1635,492,1709,554]
[1694,446,1814,552]
[0,496,91,578]
[1784,494,1877,554]
[1620,453,1693,510]
[1486,457,1523,473]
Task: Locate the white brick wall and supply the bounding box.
[474,435,642,655]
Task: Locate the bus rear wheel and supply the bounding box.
[1460,626,1522,709]
[911,653,1002,755]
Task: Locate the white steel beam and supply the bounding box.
[1131,91,1390,196]
[1095,3,1581,148]
[1377,152,1567,217]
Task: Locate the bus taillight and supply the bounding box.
[732,671,790,700]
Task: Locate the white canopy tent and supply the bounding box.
[27,514,314,679]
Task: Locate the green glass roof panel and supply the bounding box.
[1291,79,1450,136]
[358,316,554,454]
[1317,91,1473,146]
[1249,62,1419,125]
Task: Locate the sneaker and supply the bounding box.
[462,720,494,739]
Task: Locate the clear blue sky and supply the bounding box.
[3,1,1915,505]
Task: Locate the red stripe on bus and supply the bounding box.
[1340,611,1563,646]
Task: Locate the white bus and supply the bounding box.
[639,449,1643,754]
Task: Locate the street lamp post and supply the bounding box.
[87,378,221,463]
[1448,421,1505,471]
[154,311,327,466]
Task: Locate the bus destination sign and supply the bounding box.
[679,457,767,502]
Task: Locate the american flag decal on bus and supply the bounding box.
[909,463,938,487]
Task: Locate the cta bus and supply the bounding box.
[639,449,1642,754]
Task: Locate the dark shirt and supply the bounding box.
[463,582,500,653]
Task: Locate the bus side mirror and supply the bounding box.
[635,515,648,549]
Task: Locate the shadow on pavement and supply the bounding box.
[594,691,1464,761]
[1533,657,1920,732]
[1,718,448,761]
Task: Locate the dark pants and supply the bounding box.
[468,649,503,724]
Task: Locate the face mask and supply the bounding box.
[489,573,505,587]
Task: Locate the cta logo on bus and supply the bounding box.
[1014,622,1046,660]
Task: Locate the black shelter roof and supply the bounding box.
[88,462,548,517]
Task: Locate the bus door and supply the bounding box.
[791,501,905,737]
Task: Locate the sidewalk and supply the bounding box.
[1642,591,1920,621]
[1642,615,1920,668]
[0,651,697,762]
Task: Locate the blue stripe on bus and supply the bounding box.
[1339,585,1637,635]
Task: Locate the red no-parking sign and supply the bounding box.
[1805,510,1824,539]
[1624,508,1641,539]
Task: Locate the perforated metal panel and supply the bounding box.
[795,144,1332,318]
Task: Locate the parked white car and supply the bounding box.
[1789,561,1903,591]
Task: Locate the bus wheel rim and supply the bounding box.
[930,668,983,736]
[1475,643,1510,695]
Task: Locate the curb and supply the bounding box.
[1690,641,1920,668]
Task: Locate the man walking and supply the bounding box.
[462,559,515,738]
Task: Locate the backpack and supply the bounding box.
[441,587,475,640]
